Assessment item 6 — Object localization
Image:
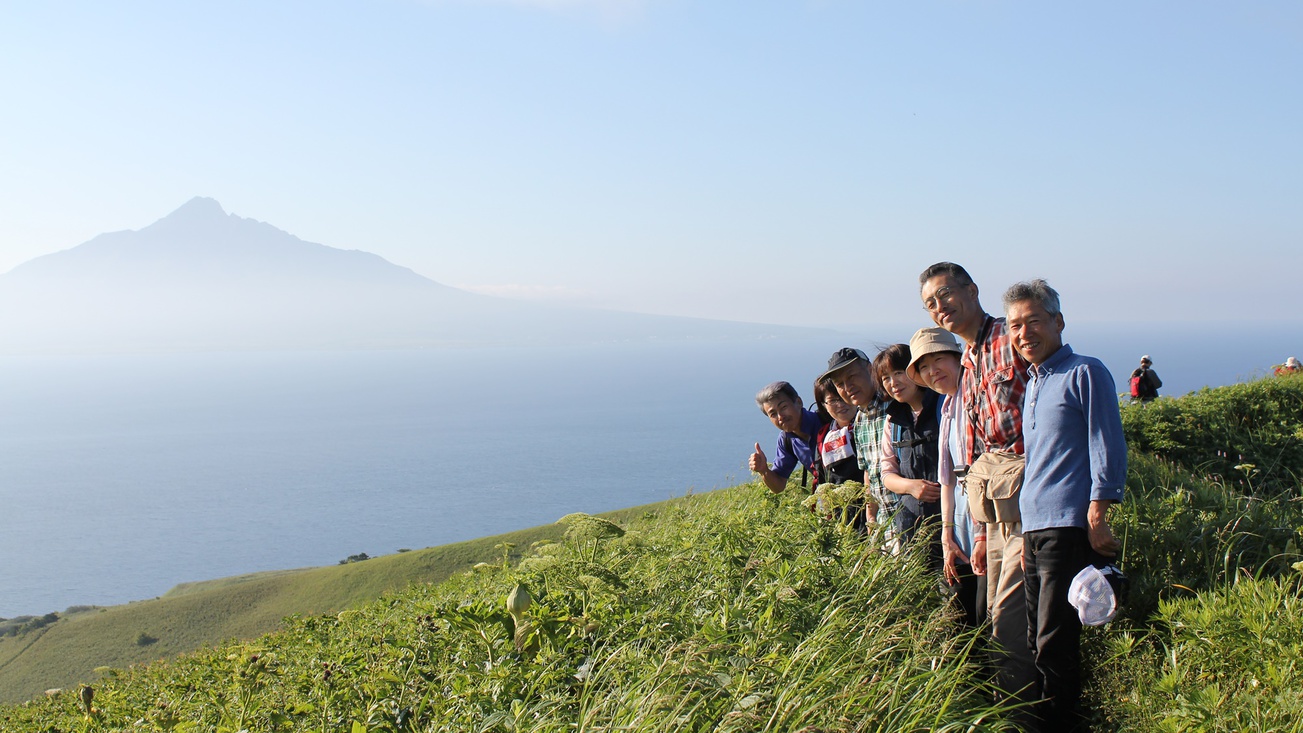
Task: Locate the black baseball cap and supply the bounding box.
[820,347,869,381]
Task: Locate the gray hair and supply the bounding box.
[1002,279,1061,317]
[755,381,800,407]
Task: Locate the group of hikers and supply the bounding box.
[748,262,1129,733]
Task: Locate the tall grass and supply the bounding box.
[0,504,671,705]
[1093,573,1303,732]
[1110,451,1303,623]
[1091,375,1303,731]
[3,487,1018,731]
[4,376,1303,732]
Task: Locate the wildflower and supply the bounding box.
[506,583,535,653]
[506,583,532,622]
[557,513,626,542]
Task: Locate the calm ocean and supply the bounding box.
[0,324,1290,617]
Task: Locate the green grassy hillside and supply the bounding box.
[0,505,654,705]
[2,374,1302,731]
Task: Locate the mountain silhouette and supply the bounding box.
[0,198,817,353]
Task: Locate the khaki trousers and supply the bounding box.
[986,521,1039,705]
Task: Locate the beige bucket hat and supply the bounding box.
[906,327,962,385]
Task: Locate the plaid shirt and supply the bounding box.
[852,400,893,516]
[960,315,1030,463]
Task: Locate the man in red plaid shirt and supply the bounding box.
[920,262,1037,715]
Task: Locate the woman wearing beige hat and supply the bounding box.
[907,326,984,627]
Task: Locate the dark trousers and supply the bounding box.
[944,561,986,629]
[894,495,942,571]
[1023,527,1102,733]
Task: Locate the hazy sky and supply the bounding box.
[2,1,1299,327]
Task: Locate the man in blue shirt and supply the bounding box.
[1004,279,1127,733]
[748,381,824,493]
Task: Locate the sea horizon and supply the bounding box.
[0,323,1293,619]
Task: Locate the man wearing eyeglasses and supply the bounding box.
[920,262,1037,714]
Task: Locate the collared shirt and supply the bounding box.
[852,400,893,515]
[960,315,1030,462]
[1021,344,1128,533]
[769,408,825,479]
[938,393,977,553]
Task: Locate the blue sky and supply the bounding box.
[2,1,1299,327]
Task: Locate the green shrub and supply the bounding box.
[1121,375,1303,491]
[1096,573,1303,731]
[0,613,59,638]
[1110,451,1303,622]
[62,605,99,614]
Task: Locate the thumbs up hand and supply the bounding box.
[749,442,769,475]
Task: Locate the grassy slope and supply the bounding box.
[0,504,654,704]
[2,485,1013,732]
[3,376,1302,730]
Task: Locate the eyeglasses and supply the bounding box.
[923,286,961,313]
[822,394,848,406]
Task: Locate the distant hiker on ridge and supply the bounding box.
[1129,356,1162,402]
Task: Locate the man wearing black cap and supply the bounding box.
[821,348,892,533]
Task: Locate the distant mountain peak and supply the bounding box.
[154,196,231,227]
[0,198,822,353]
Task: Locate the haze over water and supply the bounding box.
[0,325,1288,619]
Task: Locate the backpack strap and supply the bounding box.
[810,423,833,488]
[966,316,995,465]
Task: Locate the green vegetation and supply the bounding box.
[1097,574,1303,731]
[0,519,585,704]
[1,490,1011,731]
[1121,372,1303,490]
[0,614,60,639]
[1,375,1301,731]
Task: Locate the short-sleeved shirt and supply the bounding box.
[960,315,1030,462]
[769,408,825,479]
